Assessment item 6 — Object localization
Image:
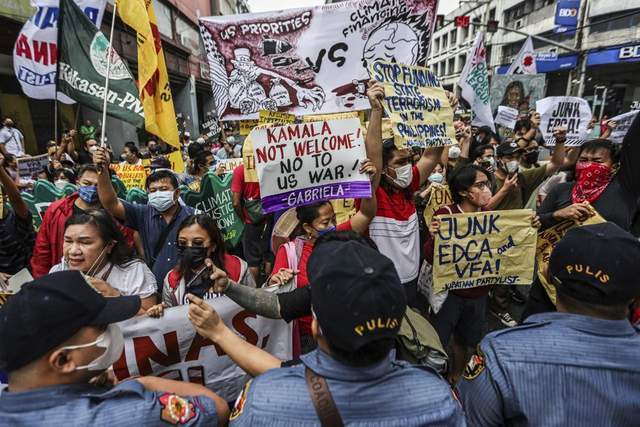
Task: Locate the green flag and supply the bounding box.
[57,0,144,128]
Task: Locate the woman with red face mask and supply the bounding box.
[523,114,640,317]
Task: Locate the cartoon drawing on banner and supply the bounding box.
[199,0,438,120]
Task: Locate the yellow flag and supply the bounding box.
[117,0,183,172]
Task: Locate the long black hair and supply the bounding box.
[175,214,226,278]
[64,209,136,268]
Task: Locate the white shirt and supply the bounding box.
[0,126,25,156]
[50,259,157,298]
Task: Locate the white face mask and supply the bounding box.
[388,164,413,188]
[504,160,520,174]
[428,172,444,184]
[54,180,68,190]
[60,324,124,372]
[148,190,176,212]
[448,145,461,159]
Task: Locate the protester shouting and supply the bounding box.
[94,147,195,286]
[49,210,157,312]
[0,271,229,425]
[458,223,640,426]
[366,80,451,308]
[146,214,255,317]
[524,114,640,317]
[31,164,135,278]
[0,153,35,278]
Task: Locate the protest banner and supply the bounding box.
[250,118,371,212]
[181,172,245,247]
[111,164,148,191]
[17,154,49,180]
[12,0,106,103]
[113,294,292,402]
[608,110,639,143]
[423,184,453,226]
[433,209,537,292]
[240,120,259,135]
[258,110,296,125]
[459,32,495,131]
[200,115,221,140]
[536,212,605,305]
[536,96,592,146]
[494,106,519,130]
[490,74,545,116]
[219,157,243,172]
[371,61,455,148]
[331,198,357,224]
[199,0,438,120]
[303,111,366,127]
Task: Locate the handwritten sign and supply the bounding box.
[304,111,366,127]
[331,198,357,224]
[201,117,221,140]
[494,106,519,130]
[536,96,592,146]
[371,61,455,148]
[536,212,605,305]
[17,154,49,180]
[239,119,259,136]
[111,164,148,191]
[250,118,371,213]
[608,110,639,143]
[258,110,296,126]
[219,158,243,173]
[423,184,453,227]
[433,209,537,292]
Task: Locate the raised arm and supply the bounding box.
[545,127,567,177]
[0,153,29,219]
[366,80,384,177]
[93,147,126,221]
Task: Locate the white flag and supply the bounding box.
[13,0,107,103]
[507,36,537,74]
[458,32,495,131]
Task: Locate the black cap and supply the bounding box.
[308,241,406,352]
[496,141,523,157]
[549,223,640,305]
[0,271,140,371]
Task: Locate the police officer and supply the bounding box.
[0,270,229,426]
[457,222,640,426]
[226,240,465,426]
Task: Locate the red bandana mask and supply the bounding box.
[571,161,613,203]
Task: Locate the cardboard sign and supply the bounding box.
[536,96,592,146]
[423,184,453,227]
[181,172,245,247]
[371,61,455,148]
[219,158,243,173]
[250,118,371,213]
[113,295,292,402]
[331,198,357,224]
[258,110,295,126]
[111,164,148,191]
[17,154,49,180]
[240,120,259,136]
[242,129,259,183]
[433,209,537,292]
[608,110,639,143]
[494,106,519,130]
[536,212,605,305]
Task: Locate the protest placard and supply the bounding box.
[331,198,357,224]
[113,294,292,402]
[219,157,243,173]
[371,61,455,148]
[250,118,371,212]
[240,119,259,136]
[258,110,296,126]
[111,164,148,191]
[303,111,366,127]
[608,110,639,143]
[536,212,605,305]
[423,184,453,226]
[536,96,592,146]
[494,106,519,130]
[201,116,221,140]
[17,154,49,180]
[433,209,537,292]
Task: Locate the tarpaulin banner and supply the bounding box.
[13,0,106,103]
[432,209,537,292]
[17,154,49,180]
[250,118,371,212]
[111,164,148,191]
[113,295,293,402]
[536,96,592,146]
[458,32,494,131]
[199,0,438,120]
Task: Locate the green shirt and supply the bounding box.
[494,165,548,210]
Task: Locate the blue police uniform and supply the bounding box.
[229,349,465,426]
[0,379,218,426]
[457,312,640,426]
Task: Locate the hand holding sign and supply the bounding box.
[552,126,568,143]
[367,80,385,112]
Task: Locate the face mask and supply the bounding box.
[448,146,461,159]
[177,245,209,270]
[572,161,613,203]
[120,153,127,161]
[524,151,539,165]
[227,136,236,145]
[78,185,98,204]
[471,186,492,207]
[148,190,176,212]
[88,146,98,154]
[428,172,444,184]
[388,164,413,188]
[503,160,519,174]
[315,224,336,236]
[61,324,124,372]
[54,180,68,190]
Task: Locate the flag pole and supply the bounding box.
[99,2,117,148]
[54,96,58,141]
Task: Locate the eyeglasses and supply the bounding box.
[471,181,491,190]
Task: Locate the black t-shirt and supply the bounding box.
[277,286,312,323]
[73,203,86,216]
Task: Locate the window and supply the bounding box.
[591,11,640,34]
[153,0,172,38]
[459,54,467,72]
[435,37,440,53]
[450,29,457,46]
[175,17,201,55]
[442,33,448,49]
[460,25,468,41]
[448,58,455,74]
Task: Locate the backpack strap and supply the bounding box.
[283,241,299,287]
[305,367,344,427]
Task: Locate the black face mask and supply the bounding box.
[524,151,539,165]
[177,245,209,271]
